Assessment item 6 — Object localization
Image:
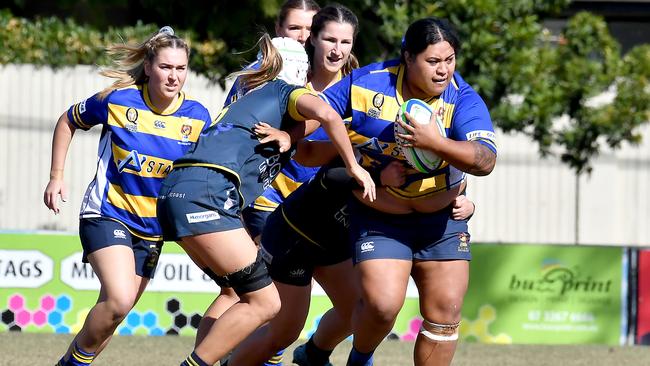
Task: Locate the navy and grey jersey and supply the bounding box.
[276,163,352,249]
[173,79,313,208]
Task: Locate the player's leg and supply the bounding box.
[58,246,145,365]
[347,258,411,366]
[179,229,280,366]
[182,242,240,346]
[411,260,468,366]
[57,219,156,366]
[410,215,471,366]
[293,259,358,366]
[229,281,312,365]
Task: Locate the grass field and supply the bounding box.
[1,332,648,365]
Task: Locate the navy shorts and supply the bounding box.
[260,208,351,286]
[242,206,272,240]
[348,199,471,264]
[157,166,244,241]
[79,217,163,278]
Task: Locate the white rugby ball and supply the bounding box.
[394,99,446,173]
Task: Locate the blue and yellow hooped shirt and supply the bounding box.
[322,59,497,199]
[67,84,211,240]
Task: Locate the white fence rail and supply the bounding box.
[1,64,649,246]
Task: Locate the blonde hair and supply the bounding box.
[98,29,190,100]
[230,34,284,92]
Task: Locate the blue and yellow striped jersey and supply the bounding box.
[174,79,313,209]
[67,84,211,240]
[322,59,497,199]
[248,78,337,212]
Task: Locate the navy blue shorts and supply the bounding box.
[242,206,272,240]
[157,166,244,241]
[79,217,163,278]
[348,199,471,264]
[260,207,351,286]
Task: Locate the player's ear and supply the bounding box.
[143,59,151,77]
[404,51,414,65]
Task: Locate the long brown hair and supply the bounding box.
[229,34,284,92]
[98,27,190,100]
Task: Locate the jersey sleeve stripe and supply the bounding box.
[287,88,315,121]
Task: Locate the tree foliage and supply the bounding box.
[2,0,650,174]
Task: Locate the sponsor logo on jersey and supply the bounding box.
[368,93,384,118]
[465,130,497,143]
[79,99,87,114]
[360,241,375,253]
[126,107,138,132]
[113,229,127,240]
[186,210,220,223]
[154,120,166,129]
[117,150,143,173]
[457,232,470,252]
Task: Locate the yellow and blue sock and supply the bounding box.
[346,346,374,366]
[58,343,96,366]
[263,349,285,365]
[180,351,209,366]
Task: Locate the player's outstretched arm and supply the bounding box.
[296,93,375,201]
[43,112,76,214]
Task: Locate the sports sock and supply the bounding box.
[263,349,285,365]
[346,346,374,366]
[59,343,96,365]
[180,351,209,366]
[305,337,333,365]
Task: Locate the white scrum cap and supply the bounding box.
[258,37,309,86]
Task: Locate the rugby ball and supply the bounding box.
[394,99,446,173]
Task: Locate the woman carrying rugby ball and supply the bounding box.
[320,17,497,366]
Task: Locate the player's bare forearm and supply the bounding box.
[433,140,495,176]
[466,142,496,176]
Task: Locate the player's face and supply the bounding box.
[404,41,456,98]
[310,21,355,75]
[276,9,317,45]
[145,47,188,107]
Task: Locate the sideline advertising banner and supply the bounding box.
[637,249,650,345]
[462,244,627,345]
[0,234,627,344]
[0,233,420,340]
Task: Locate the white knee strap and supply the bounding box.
[419,319,460,342]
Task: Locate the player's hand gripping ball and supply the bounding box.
[394,99,446,173]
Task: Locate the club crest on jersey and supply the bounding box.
[125,108,138,132]
[457,232,470,252]
[368,93,384,119]
[180,122,192,143]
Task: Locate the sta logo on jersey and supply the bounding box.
[117,150,172,176]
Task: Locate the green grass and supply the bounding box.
[1,332,648,365]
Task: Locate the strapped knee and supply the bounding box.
[215,252,272,296]
[202,267,229,287]
[420,319,460,342]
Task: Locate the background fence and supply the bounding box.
[1,64,649,246]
